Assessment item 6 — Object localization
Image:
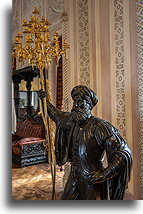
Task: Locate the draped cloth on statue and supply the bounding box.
[54,114,132,200]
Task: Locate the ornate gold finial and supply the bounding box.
[32,8,40,15]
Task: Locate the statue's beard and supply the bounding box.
[71,109,90,125]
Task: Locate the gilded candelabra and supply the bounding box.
[12,8,69,200]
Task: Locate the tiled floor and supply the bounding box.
[12,163,64,200]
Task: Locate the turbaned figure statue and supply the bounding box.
[39,85,132,200]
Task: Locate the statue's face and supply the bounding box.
[71,95,91,125]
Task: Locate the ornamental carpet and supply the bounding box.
[12,163,64,200]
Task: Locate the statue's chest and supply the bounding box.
[71,126,94,157]
[71,126,103,163]
[71,127,89,176]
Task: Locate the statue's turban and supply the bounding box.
[71,85,98,109]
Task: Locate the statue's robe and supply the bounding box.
[47,104,132,200]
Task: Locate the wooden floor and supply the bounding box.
[12,163,64,200]
[12,163,135,200]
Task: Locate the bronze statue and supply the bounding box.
[39,85,132,200]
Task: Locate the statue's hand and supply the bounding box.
[86,170,107,185]
[39,89,48,100]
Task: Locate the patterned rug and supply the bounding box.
[12,163,64,200]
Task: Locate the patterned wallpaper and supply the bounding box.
[78,0,90,86]
[114,0,126,138]
[136,0,143,199]
[12,0,20,35]
[62,12,69,111]
[22,0,43,19]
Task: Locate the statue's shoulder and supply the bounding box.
[90,116,106,126]
[58,112,73,130]
[91,116,120,136]
[60,112,72,121]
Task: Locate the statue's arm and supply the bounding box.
[86,121,132,184]
[103,134,132,179]
[99,138,128,182]
[39,90,63,124]
[87,135,127,184]
[46,99,64,123]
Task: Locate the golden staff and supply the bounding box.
[40,68,56,200]
[12,8,69,200]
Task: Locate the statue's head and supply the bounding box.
[71,85,98,125]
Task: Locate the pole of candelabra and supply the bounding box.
[39,67,56,200]
[45,69,57,200]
